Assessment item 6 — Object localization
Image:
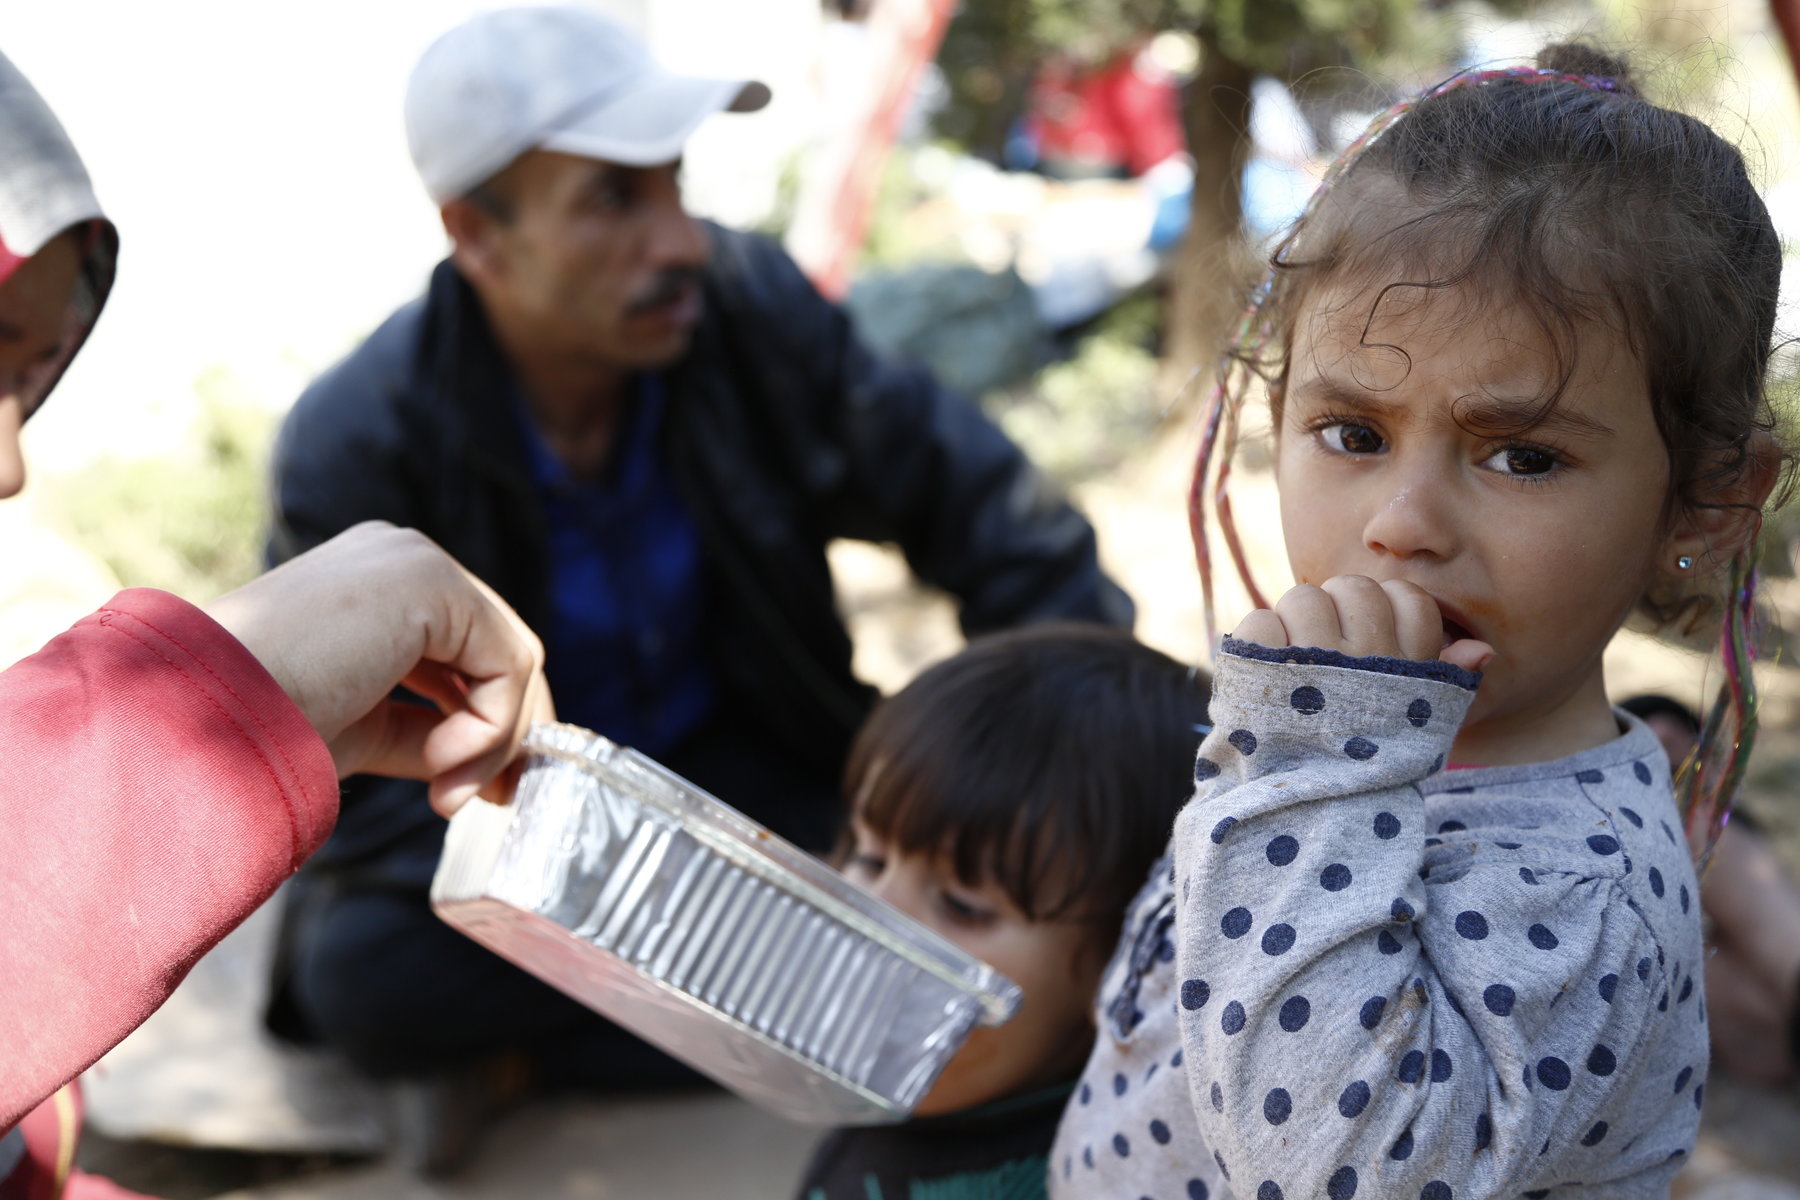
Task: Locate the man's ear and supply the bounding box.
[441,198,506,291]
[1662,432,1782,577]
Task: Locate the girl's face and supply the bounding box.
[1275,277,1676,765]
[845,817,1100,1116]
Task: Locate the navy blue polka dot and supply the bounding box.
[1150,1119,1172,1145]
[1290,686,1325,713]
[1519,867,1539,885]
[1214,1150,1230,1179]
[1222,1001,1246,1035]
[1338,1080,1370,1117]
[1374,812,1401,839]
[1587,1045,1616,1076]
[1266,835,1299,866]
[1210,1080,1223,1111]
[1679,976,1693,1004]
[1537,1057,1572,1090]
[1328,1166,1358,1199]
[1397,1049,1425,1083]
[1321,863,1353,891]
[1195,758,1221,782]
[1114,1132,1131,1157]
[1421,1183,1452,1200]
[1181,978,1211,1010]
[1210,816,1237,844]
[1432,1049,1454,1082]
[1637,956,1652,982]
[1577,768,1605,783]
[1391,1128,1415,1160]
[1496,841,1521,850]
[1648,867,1665,898]
[1378,930,1403,955]
[1680,884,1690,913]
[1597,972,1618,1003]
[1475,1111,1493,1150]
[1264,1088,1292,1125]
[1392,898,1415,921]
[1662,820,1677,844]
[1144,1062,1159,1084]
[1525,1192,1549,1199]
[1622,801,1645,824]
[1582,1121,1609,1147]
[1658,989,1669,1012]
[1345,737,1379,760]
[1484,983,1515,1015]
[1114,1072,1129,1097]
[1258,1182,1283,1200]
[1695,1083,1704,1108]
[1171,1049,1183,1068]
[1279,995,1311,1032]
[1189,1183,1210,1200]
[1528,924,1559,950]
[1229,728,1259,756]
[1455,911,1490,940]
[1408,698,1433,727]
[1587,834,1620,856]
[1438,820,1467,833]
[1675,1066,1693,1092]
[1263,924,1297,955]
[1360,996,1387,1029]
[1221,907,1253,939]
[1633,761,1653,785]
[1083,1145,1093,1169]
[1424,838,1444,848]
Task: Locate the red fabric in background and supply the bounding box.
[1027,47,1185,178]
[0,588,337,1132]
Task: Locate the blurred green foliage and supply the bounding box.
[44,371,275,603]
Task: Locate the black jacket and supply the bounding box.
[268,224,1132,877]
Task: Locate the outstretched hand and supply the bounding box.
[1232,576,1494,674]
[204,522,553,815]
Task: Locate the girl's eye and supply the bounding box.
[1481,445,1559,477]
[1319,421,1385,454]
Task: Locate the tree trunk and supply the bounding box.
[1162,29,1255,408]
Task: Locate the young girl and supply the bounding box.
[1052,44,1787,1200]
[796,624,1211,1200]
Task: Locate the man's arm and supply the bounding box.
[713,230,1134,634]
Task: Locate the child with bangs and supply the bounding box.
[1052,42,1792,1200]
[795,623,1211,1200]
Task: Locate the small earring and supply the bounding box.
[1676,555,1694,571]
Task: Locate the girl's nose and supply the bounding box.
[865,870,927,924]
[1360,468,1457,561]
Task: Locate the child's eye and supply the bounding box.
[845,853,885,881]
[938,891,997,927]
[1318,421,1385,454]
[1480,444,1560,477]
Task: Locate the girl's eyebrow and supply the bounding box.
[1294,375,1615,440]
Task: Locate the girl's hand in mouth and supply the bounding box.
[1232,576,1495,674]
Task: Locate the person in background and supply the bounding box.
[0,49,549,1200]
[1621,694,1800,1087]
[797,625,1209,1200]
[262,2,1131,1167]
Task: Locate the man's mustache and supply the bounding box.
[628,268,703,313]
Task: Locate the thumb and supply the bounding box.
[1440,638,1495,674]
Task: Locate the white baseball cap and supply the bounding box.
[404,5,771,204]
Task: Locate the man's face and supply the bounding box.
[0,231,82,499]
[459,150,708,371]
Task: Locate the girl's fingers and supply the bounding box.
[1440,638,1495,673]
[1232,608,1291,649]
[1273,584,1342,650]
[1320,576,1396,656]
[1380,579,1447,661]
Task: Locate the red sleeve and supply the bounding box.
[0,589,338,1128]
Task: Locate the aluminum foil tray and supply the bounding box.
[431,722,1021,1126]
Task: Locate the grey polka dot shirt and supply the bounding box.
[1050,638,1706,1200]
